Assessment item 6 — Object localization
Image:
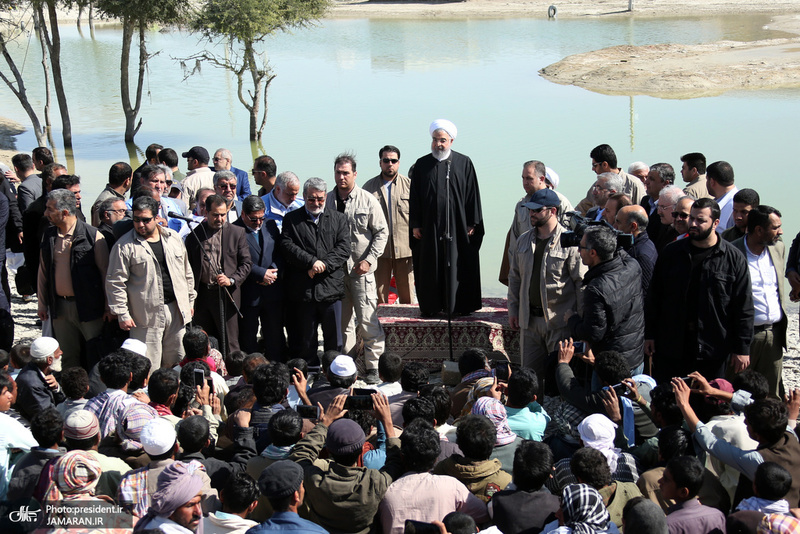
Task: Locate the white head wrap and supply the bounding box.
[545,167,560,189]
[577,413,622,473]
[30,337,59,361]
[429,119,457,140]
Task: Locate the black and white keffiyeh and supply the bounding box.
[562,483,611,534]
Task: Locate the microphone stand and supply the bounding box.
[183,216,243,359]
[442,159,454,362]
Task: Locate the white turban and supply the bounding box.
[545,167,560,189]
[30,336,59,361]
[429,119,457,140]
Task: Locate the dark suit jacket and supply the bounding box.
[14,363,65,421]
[233,218,283,307]
[185,221,252,305]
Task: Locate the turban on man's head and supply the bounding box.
[54,450,102,496]
[429,119,457,140]
[152,461,205,515]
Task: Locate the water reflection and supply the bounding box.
[0,15,797,296]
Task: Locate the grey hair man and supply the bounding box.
[213,170,242,223]
[653,185,684,251]
[280,178,350,362]
[328,153,388,384]
[263,170,302,231]
[14,336,65,421]
[627,161,649,183]
[643,163,676,248]
[38,189,109,370]
[586,172,624,221]
[212,148,252,201]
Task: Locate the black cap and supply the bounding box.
[181,146,209,163]
[258,460,304,499]
[521,188,560,210]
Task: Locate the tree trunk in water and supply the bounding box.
[0,34,47,147]
[120,18,145,143]
[88,3,95,40]
[33,6,53,146]
[245,43,259,141]
[46,0,72,148]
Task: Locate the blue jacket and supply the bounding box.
[233,217,283,307]
[246,511,329,534]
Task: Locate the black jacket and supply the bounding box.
[280,208,349,303]
[40,218,105,322]
[569,250,645,369]
[14,363,66,421]
[645,237,753,379]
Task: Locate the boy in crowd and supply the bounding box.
[659,456,726,534]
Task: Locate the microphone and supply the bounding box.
[168,211,197,222]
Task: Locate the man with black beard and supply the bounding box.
[645,197,754,382]
[507,189,585,381]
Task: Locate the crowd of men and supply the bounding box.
[0,121,800,533]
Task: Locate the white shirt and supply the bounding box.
[744,239,782,326]
[715,187,738,232]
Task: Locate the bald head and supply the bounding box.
[672,196,694,234]
[616,205,648,235]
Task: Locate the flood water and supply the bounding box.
[1,14,798,297]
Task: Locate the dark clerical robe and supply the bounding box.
[409,150,484,316]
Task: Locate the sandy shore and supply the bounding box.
[327,0,800,19]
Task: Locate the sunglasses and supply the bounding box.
[382,158,399,164]
[133,216,153,224]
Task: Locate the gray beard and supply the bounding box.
[50,357,62,373]
[432,149,451,161]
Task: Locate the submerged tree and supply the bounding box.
[94,0,188,142]
[190,0,329,140]
[0,3,49,146]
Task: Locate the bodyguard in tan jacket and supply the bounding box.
[106,196,196,369]
[507,189,586,378]
[328,153,388,384]
[362,145,415,304]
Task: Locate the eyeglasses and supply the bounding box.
[132,216,153,224]
[578,245,591,251]
[246,214,265,222]
[528,206,547,214]
[671,211,690,220]
[218,183,236,190]
[307,197,325,204]
[108,209,127,215]
[212,157,227,162]
[381,158,399,164]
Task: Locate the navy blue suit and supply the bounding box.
[234,217,286,356]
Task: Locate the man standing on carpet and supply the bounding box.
[409,119,484,317]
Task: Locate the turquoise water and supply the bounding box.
[1,15,798,296]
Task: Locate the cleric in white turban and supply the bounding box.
[429,119,458,141]
[409,119,484,318]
